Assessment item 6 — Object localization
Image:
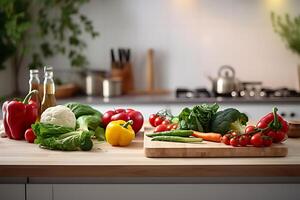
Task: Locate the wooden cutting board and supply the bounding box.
[144,128,288,158]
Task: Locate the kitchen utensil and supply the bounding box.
[85,70,104,96]
[129,48,169,95]
[118,48,123,68]
[144,128,288,158]
[111,49,115,64]
[122,49,134,93]
[147,48,155,91]
[287,120,300,138]
[111,48,121,72]
[102,78,122,98]
[208,65,239,95]
[111,48,134,94]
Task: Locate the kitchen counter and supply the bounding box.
[57,95,300,105]
[0,132,300,178]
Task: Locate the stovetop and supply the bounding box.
[176,87,300,99]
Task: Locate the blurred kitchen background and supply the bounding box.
[1,0,300,98]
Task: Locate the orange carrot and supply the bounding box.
[192,131,222,143]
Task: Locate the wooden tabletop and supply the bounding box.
[0,132,300,177]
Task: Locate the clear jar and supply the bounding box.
[41,66,56,113]
[29,69,41,101]
[29,69,41,118]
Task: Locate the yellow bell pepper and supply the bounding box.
[105,120,135,147]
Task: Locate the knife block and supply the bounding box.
[111,62,134,94]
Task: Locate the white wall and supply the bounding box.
[1,0,300,96]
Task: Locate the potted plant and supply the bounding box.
[271,12,300,90]
[0,0,99,96]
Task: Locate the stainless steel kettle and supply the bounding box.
[209,65,239,95]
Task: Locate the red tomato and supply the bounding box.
[263,137,273,147]
[267,131,286,143]
[230,137,239,147]
[171,124,178,130]
[245,125,256,135]
[111,112,130,122]
[161,119,170,126]
[229,131,238,137]
[239,135,250,147]
[166,124,173,130]
[102,110,116,127]
[222,134,231,145]
[149,114,157,127]
[25,128,36,143]
[250,133,263,147]
[154,124,168,133]
[115,108,126,113]
[127,111,144,133]
[126,108,135,113]
[154,116,165,127]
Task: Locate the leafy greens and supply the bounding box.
[32,123,93,151]
[178,103,219,132]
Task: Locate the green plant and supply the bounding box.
[0,0,99,95]
[271,12,300,56]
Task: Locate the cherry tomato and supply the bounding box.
[222,134,231,145]
[102,110,116,127]
[166,124,173,130]
[230,131,239,137]
[250,133,263,147]
[25,128,36,143]
[161,119,170,126]
[263,137,273,147]
[127,111,144,133]
[239,135,250,147]
[154,116,165,127]
[149,114,158,127]
[154,124,168,133]
[115,108,126,113]
[267,131,286,143]
[230,137,239,147]
[245,125,256,135]
[110,112,130,122]
[170,124,178,130]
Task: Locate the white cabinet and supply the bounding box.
[0,184,25,200]
[1,181,300,200]
[52,184,300,200]
[26,184,52,200]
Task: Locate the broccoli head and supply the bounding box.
[211,108,248,135]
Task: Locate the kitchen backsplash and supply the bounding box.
[1,0,300,96]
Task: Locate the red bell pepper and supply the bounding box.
[3,90,39,140]
[256,107,289,143]
[2,101,12,138]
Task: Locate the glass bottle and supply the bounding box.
[29,69,41,117]
[41,66,56,113]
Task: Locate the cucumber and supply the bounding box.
[146,130,193,137]
[151,136,203,143]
